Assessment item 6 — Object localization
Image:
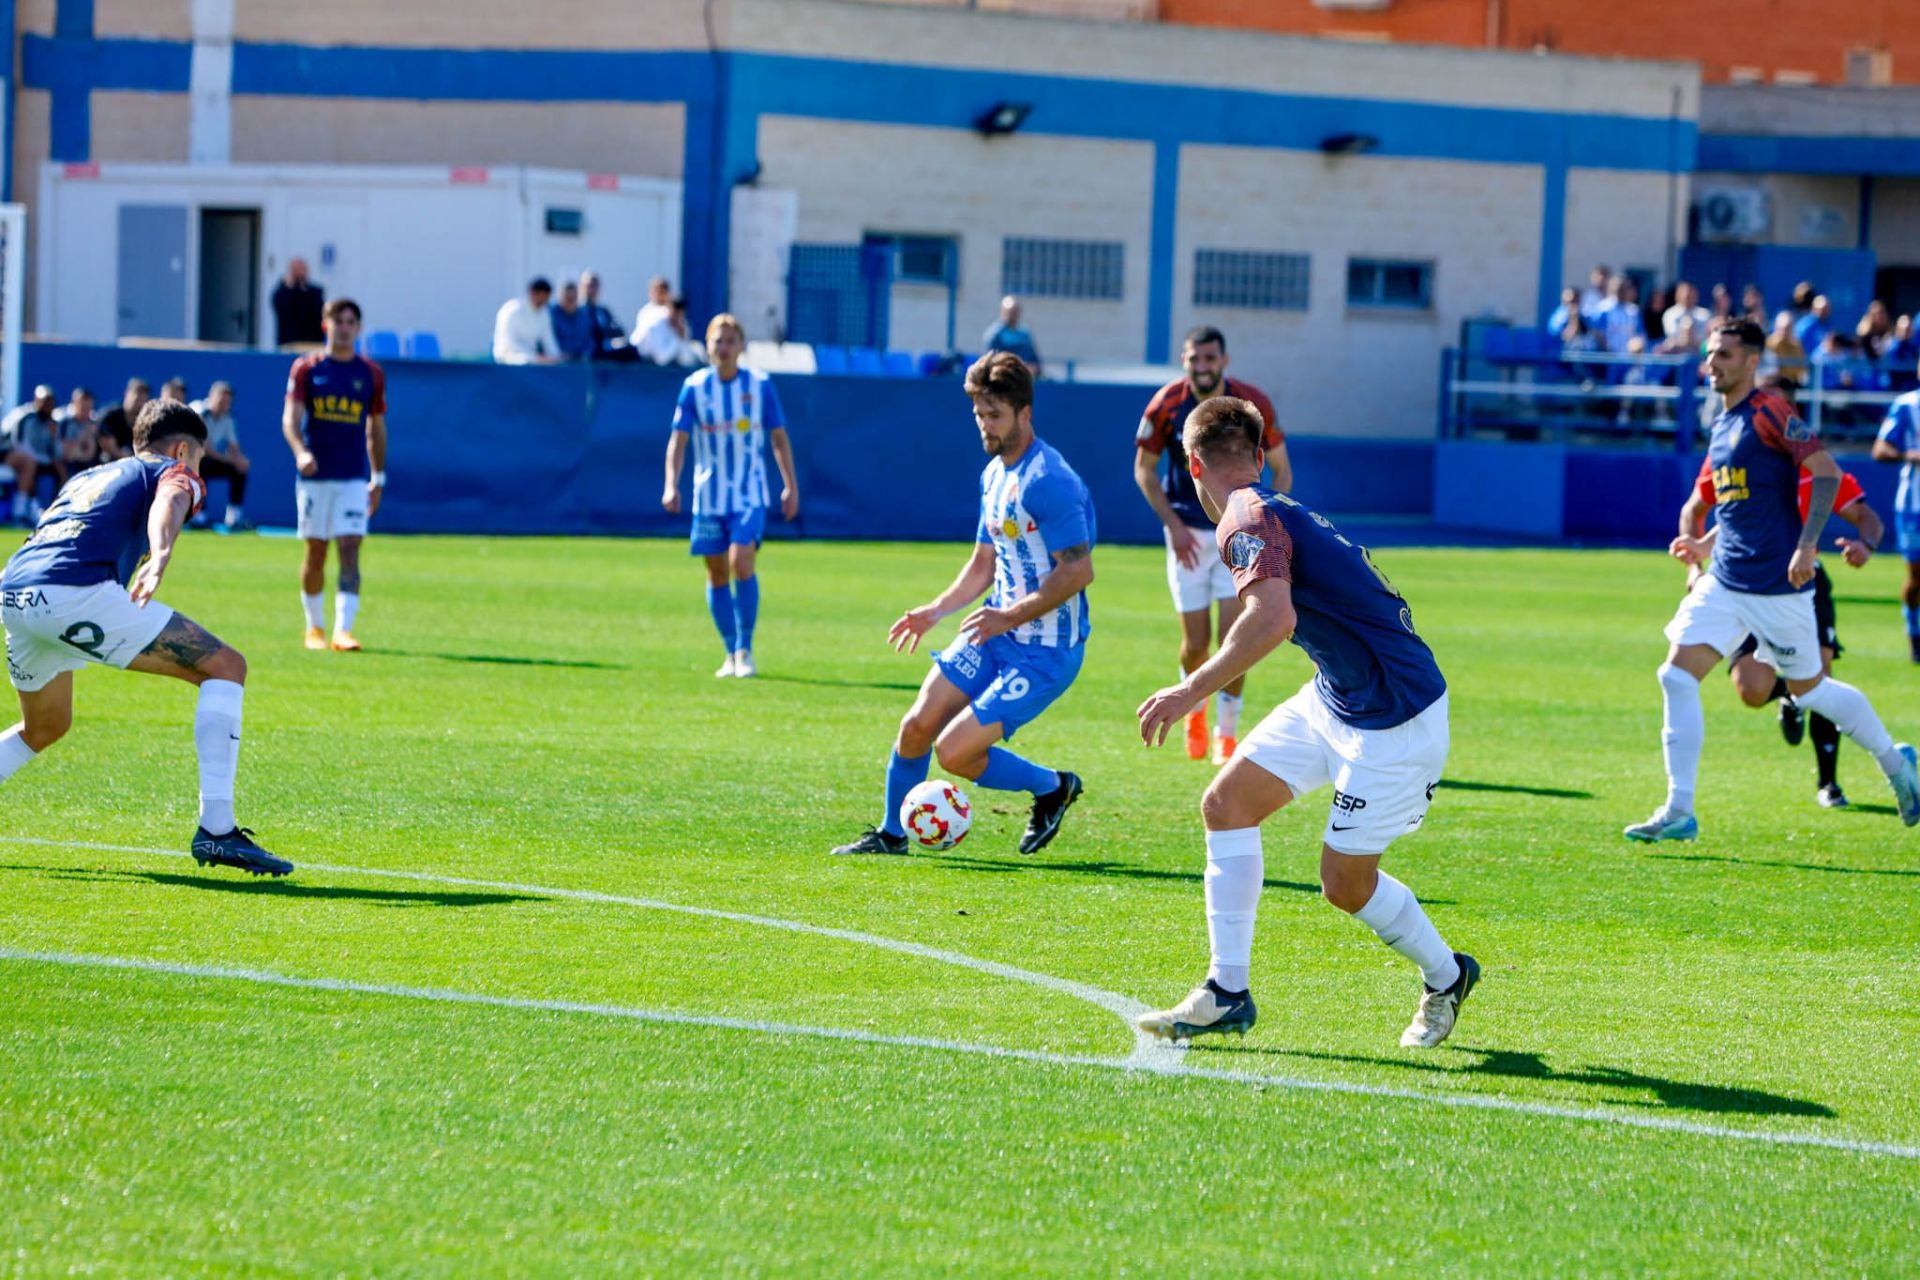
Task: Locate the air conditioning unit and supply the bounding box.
[1695,186,1771,241]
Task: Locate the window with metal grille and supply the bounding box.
[864,233,957,286]
[1346,258,1434,310]
[1001,238,1124,300]
[1193,249,1311,310]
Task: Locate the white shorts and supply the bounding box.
[2,581,173,692]
[297,478,370,541]
[1166,533,1236,613]
[1239,681,1450,855]
[1664,573,1821,680]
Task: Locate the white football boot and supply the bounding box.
[732,649,757,678]
[1399,952,1480,1049]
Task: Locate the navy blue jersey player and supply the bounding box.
[1134,396,1476,1048]
[832,352,1093,856]
[0,400,289,875]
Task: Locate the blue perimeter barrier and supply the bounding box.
[22,344,1894,549]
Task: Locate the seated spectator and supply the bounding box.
[1709,284,1734,322]
[55,386,103,475]
[1790,280,1816,317]
[1578,264,1610,319]
[1794,294,1834,350]
[631,276,674,354]
[2,385,64,522]
[1857,299,1894,359]
[1741,283,1768,324]
[189,380,252,530]
[1593,275,1645,353]
[982,295,1042,374]
[1765,310,1809,382]
[1545,286,1581,336]
[160,377,188,404]
[579,270,633,361]
[1662,281,1711,340]
[493,276,560,364]
[95,377,146,460]
[1884,314,1918,382]
[1642,285,1670,342]
[1812,333,1865,429]
[636,295,706,366]
[1557,307,1600,357]
[1656,318,1701,357]
[549,281,596,361]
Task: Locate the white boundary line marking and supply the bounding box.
[4,945,1919,1163]
[6,835,1917,1161]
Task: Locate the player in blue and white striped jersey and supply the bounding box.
[1872,375,1920,661]
[832,353,1094,857]
[663,315,800,678]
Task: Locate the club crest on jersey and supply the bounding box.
[1226,530,1265,570]
[1784,412,1812,442]
[1001,517,1021,539]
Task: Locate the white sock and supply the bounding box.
[225,504,242,525]
[9,491,24,519]
[194,679,244,835]
[335,592,359,633]
[1353,870,1459,991]
[302,592,325,629]
[1793,676,1903,774]
[1658,663,1703,815]
[0,725,38,784]
[1215,692,1242,738]
[1203,827,1263,992]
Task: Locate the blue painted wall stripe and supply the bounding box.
[230,43,714,103]
[1701,133,1920,177]
[1537,162,1567,326]
[1146,140,1178,363]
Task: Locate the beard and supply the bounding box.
[1190,371,1223,396]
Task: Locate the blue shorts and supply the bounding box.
[690,507,766,556]
[1896,509,1920,563]
[933,633,1084,741]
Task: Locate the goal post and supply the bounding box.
[0,204,23,414]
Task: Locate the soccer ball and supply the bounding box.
[900,779,973,851]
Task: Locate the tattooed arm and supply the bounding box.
[129,471,200,606]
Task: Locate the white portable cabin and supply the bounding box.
[35,163,683,356]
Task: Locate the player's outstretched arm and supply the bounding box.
[662,429,688,512]
[890,543,996,652]
[281,398,316,476]
[960,544,1093,643]
[1137,578,1294,747]
[129,473,199,606]
[769,426,800,520]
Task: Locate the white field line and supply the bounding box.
[6,835,1917,1161]
[4,944,1919,1163]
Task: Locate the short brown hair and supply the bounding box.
[324,297,361,323]
[1712,317,1765,351]
[1183,396,1266,466]
[963,351,1033,413]
[132,400,208,451]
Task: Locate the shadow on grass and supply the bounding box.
[755,673,923,692]
[1649,850,1918,878]
[0,863,539,908]
[379,649,625,671]
[900,851,1455,901]
[1214,1045,1836,1119]
[1436,778,1593,800]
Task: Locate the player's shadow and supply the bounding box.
[755,673,923,692]
[1649,850,1919,877]
[0,863,538,908]
[907,851,1372,898]
[1436,779,1592,800]
[1231,1046,1836,1119]
[382,649,625,671]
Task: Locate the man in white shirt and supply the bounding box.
[1662,280,1712,342]
[190,381,251,529]
[492,277,560,365]
[631,275,672,354]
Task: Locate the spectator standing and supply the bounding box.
[982,295,1042,375]
[54,387,103,475]
[549,281,596,361]
[2,386,64,522]
[579,271,631,360]
[632,276,672,347]
[492,277,561,365]
[191,381,252,530]
[1795,294,1833,350]
[1594,276,1646,353]
[96,378,147,459]
[1765,310,1809,382]
[271,258,326,346]
[1662,282,1713,340]
[1578,265,1611,318]
[1856,300,1894,359]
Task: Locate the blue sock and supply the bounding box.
[734,575,759,652]
[1906,604,1920,638]
[882,750,931,837]
[707,584,738,652]
[974,746,1060,797]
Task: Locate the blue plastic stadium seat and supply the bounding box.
[849,347,885,377]
[1482,328,1514,362]
[1524,330,1565,361]
[813,345,850,375]
[363,329,402,358]
[882,350,916,377]
[915,351,945,376]
[402,330,441,359]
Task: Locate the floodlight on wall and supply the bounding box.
[975,102,1033,136]
[1319,132,1380,156]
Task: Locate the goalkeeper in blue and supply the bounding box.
[831,353,1094,856]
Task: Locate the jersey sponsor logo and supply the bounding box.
[1226,530,1265,570]
[1332,789,1368,815]
[1711,464,1749,504]
[1,588,47,609]
[310,394,367,424]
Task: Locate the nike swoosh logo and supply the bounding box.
[1330,823,1358,831]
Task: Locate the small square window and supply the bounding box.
[1347,258,1433,310]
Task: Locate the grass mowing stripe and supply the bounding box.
[7,944,1920,1165]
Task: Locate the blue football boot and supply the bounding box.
[1623,807,1698,842]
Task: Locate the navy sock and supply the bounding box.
[707,584,738,652]
[734,575,759,652]
[882,750,931,837]
[1812,713,1841,789]
[974,746,1060,796]
[1906,605,1920,638]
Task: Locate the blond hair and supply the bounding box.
[705,312,745,345]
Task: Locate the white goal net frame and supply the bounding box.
[0,204,22,413]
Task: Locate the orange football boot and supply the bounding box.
[303,626,328,651]
[329,630,362,652]
[1211,734,1237,766]
[1184,709,1208,760]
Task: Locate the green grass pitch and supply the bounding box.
[2,531,1918,1275]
